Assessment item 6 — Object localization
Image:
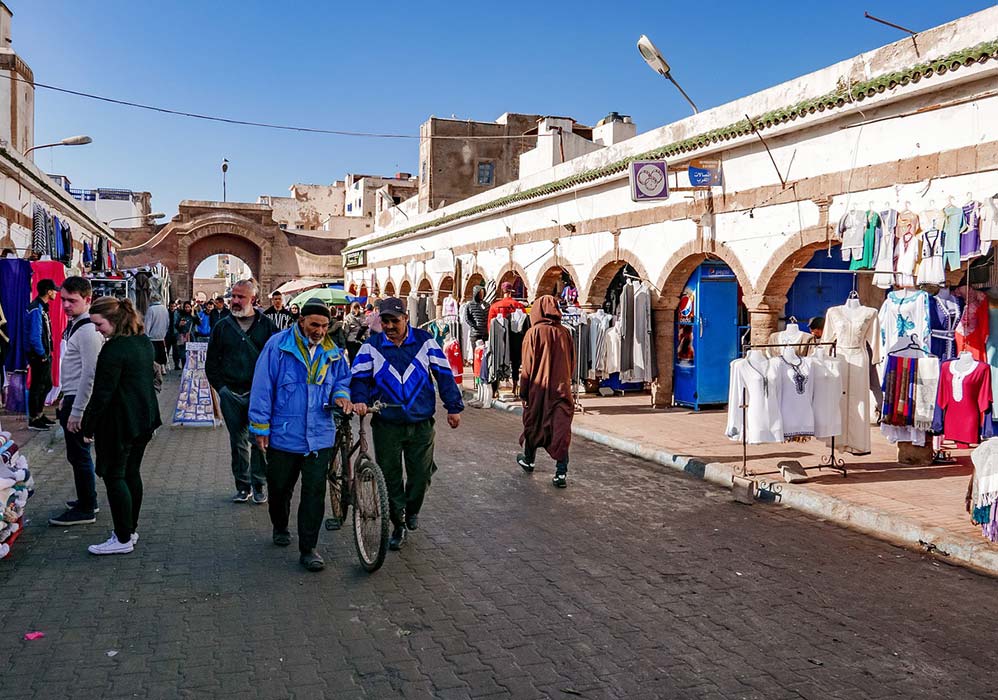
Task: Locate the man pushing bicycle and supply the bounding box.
[350,297,464,551]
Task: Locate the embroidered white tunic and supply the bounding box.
[725,354,783,444]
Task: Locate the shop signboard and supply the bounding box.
[688,159,723,187]
[345,250,367,269]
[628,160,669,202]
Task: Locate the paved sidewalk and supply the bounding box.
[6,374,998,698]
[468,386,997,575]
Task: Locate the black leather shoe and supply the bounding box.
[388,525,407,551]
[272,530,291,547]
[300,550,325,572]
[405,514,419,531]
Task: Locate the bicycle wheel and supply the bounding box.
[325,438,349,531]
[353,458,389,572]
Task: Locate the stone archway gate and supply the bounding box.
[116,200,348,301]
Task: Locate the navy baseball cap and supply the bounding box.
[379,297,406,318]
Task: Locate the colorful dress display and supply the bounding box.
[849,210,879,270]
[823,304,879,453]
[878,290,931,356]
[941,205,963,272]
[954,287,989,361]
[937,359,991,446]
[929,290,963,360]
[962,201,982,261]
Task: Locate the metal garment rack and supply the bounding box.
[735,339,848,480]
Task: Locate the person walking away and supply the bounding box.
[351,297,464,551]
[165,300,178,370]
[82,297,162,554]
[263,290,294,331]
[248,299,352,572]
[487,281,525,327]
[205,280,278,504]
[517,295,574,488]
[462,285,489,347]
[174,302,195,369]
[343,301,369,361]
[144,293,170,392]
[48,276,104,527]
[26,278,58,431]
[209,296,230,330]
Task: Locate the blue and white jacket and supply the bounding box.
[248,324,352,454]
[350,326,464,424]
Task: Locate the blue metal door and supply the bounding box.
[673,263,738,409]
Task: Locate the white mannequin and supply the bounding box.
[955,350,976,373]
[845,290,861,309]
[746,349,768,369]
[903,200,912,211]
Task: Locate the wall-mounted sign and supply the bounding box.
[345,250,367,269]
[688,158,723,187]
[628,160,669,202]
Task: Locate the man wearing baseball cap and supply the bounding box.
[26,278,59,431]
[249,297,352,572]
[351,297,464,551]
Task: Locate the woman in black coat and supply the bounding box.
[82,296,162,555]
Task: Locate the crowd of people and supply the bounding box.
[28,277,575,571]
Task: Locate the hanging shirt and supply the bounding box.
[849,211,880,270]
[954,287,990,362]
[725,354,783,444]
[930,291,963,360]
[774,354,815,440]
[837,210,867,262]
[962,201,982,261]
[878,290,931,356]
[872,209,898,289]
[937,359,991,445]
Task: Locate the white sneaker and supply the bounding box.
[87,533,134,555]
[131,532,138,545]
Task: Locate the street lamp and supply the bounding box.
[24,135,93,157]
[637,35,699,114]
[221,158,229,202]
[104,212,166,226]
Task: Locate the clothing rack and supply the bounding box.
[735,339,848,481]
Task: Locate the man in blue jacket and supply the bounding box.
[351,297,464,551]
[26,279,58,431]
[249,298,352,572]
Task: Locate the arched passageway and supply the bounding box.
[463,273,485,301]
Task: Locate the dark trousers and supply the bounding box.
[346,341,362,364]
[28,355,52,419]
[59,396,97,513]
[103,433,152,543]
[174,344,187,369]
[372,418,437,526]
[218,387,267,492]
[524,443,569,475]
[266,447,331,553]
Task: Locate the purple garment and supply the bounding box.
[929,293,962,360]
[0,258,32,371]
[962,201,981,260]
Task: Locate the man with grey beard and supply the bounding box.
[206,279,278,504]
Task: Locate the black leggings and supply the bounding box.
[102,433,152,543]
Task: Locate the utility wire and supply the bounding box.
[0,73,551,141]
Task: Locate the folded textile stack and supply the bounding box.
[0,433,33,559]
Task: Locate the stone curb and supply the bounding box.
[467,391,998,577]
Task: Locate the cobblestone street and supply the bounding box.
[2,377,998,699]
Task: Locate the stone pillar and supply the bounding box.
[650,298,678,408]
[742,293,787,347]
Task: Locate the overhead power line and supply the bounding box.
[0,73,551,141]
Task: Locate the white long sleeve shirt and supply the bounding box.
[61,314,104,418]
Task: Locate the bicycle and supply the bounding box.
[324,400,393,572]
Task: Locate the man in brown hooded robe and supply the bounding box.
[517,295,575,487]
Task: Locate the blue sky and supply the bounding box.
[17,1,995,218]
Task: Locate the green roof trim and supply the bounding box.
[345,37,998,254]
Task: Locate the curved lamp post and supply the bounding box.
[24,135,93,157]
[637,35,699,114]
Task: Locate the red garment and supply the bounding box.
[473,344,484,383]
[937,360,992,445]
[30,260,66,385]
[955,288,989,361]
[487,296,525,328]
[443,338,463,384]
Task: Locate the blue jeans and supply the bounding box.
[59,395,97,513]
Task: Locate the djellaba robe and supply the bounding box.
[518,295,574,462]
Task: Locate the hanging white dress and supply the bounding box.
[893,232,920,288]
[916,229,945,285]
[811,351,844,439]
[725,354,783,444]
[823,304,880,454]
[605,325,622,375]
[774,354,815,440]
